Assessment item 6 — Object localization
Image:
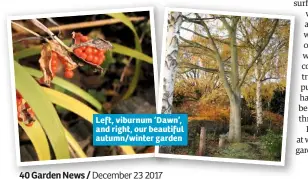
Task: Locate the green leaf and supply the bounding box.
[64,128,87,158]
[13,40,72,62]
[19,121,51,161]
[88,89,106,102]
[43,87,97,123]
[107,13,143,99]
[14,61,70,159]
[107,13,139,39]
[112,43,152,64]
[53,85,69,113]
[14,42,151,64]
[14,46,41,61]
[43,87,136,155]
[24,67,102,111]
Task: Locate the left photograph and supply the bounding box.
[8,8,157,165]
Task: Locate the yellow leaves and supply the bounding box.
[196,104,230,121]
[200,88,229,105]
[242,82,286,108]
[220,44,230,59]
[15,61,70,160]
[191,34,207,43]
[254,19,271,37]
[18,121,51,161]
[43,87,136,155]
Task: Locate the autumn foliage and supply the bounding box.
[263,111,284,128]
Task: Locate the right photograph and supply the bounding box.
[157,8,294,165]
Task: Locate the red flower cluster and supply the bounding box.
[73,33,106,66]
[51,51,75,79]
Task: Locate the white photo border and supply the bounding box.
[155,7,295,166]
[7,7,158,167]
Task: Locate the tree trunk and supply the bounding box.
[219,134,227,148]
[228,95,241,142]
[200,16,242,142]
[198,127,206,156]
[255,60,263,130]
[161,12,183,114]
[160,12,183,154]
[227,20,241,143]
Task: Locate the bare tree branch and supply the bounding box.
[238,19,279,88]
[179,36,215,55]
[194,13,234,97]
[182,16,222,23]
[181,27,230,45]
[178,62,231,74]
[260,77,279,82]
[220,17,232,31]
[238,18,254,48]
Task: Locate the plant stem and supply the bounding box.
[30,19,72,52]
[11,21,49,42]
[13,17,145,37]
[64,128,87,158]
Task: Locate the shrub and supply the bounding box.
[270,89,286,115]
[263,111,284,132]
[260,130,282,161]
[174,101,200,116]
[242,125,256,135]
[196,103,230,122]
[215,143,260,160]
